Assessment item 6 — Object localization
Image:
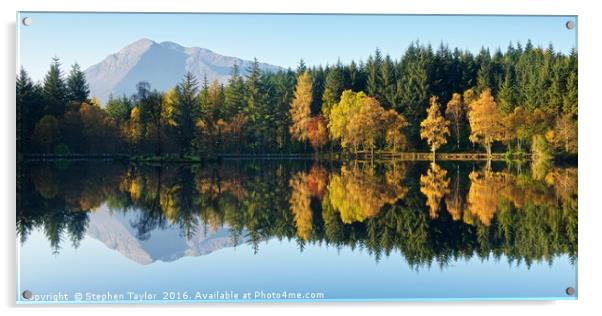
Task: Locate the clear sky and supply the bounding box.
[17,12,577,82]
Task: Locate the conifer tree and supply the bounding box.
[43,57,67,116]
[66,63,90,104]
[224,64,246,119]
[289,71,313,143]
[175,72,199,154]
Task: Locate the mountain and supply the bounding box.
[86,206,246,265]
[84,38,281,103]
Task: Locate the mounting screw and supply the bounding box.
[565,20,575,30]
[22,290,32,300]
[22,17,32,26]
[565,287,575,296]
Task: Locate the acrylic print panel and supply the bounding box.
[16,12,578,304]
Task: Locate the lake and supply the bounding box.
[16,159,578,303]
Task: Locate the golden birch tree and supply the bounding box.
[467,88,505,156]
[420,96,450,157]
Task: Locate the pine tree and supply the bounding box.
[366,48,384,103]
[321,64,344,120]
[498,65,518,114]
[381,54,397,109]
[17,68,42,153]
[289,71,312,144]
[66,63,90,104]
[475,48,492,94]
[245,58,263,149]
[175,72,199,154]
[397,43,431,149]
[224,64,246,119]
[43,57,67,116]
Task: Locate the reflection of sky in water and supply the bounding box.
[18,208,577,303]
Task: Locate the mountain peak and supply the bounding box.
[85,39,282,104]
[159,41,185,51]
[123,38,156,52]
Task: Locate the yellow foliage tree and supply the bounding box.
[161,88,179,127]
[381,109,409,152]
[420,96,450,157]
[327,165,407,224]
[467,88,505,156]
[502,106,528,151]
[290,71,313,143]
[347,96,384,155]
[465,170,508,226]
[551,113,578,154]
[328,90,364,149]
[289,172,313,240]
[419,162,450,219]
[445,93,465,150]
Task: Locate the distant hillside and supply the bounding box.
[84,38,281,103]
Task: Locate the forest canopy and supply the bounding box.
[17,41,577,158]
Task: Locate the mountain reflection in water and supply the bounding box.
[17,160,577,268]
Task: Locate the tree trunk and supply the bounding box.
[456,124,460,150]
[155,122,161,156]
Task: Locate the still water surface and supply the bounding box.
[17,160,578,302]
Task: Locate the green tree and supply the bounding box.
[33,115,61,152]
[43,57,67,116]
[66,63,90,104]
[321,64,344,120]
[174,72,199,154]
[224,64,246,119]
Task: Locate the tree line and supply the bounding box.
[18,160,576,267]
[17,41,577,157]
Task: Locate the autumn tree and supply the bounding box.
[467,88,505,156]
[550,113,577,154]
[502,106,528,151]
[328,90,363,150]
[307,115,329,151]
[381,109,408,152]
[420,96,450,157]
[33,115,61,152]
[420,162,450,219]
[289,172,313,241]
[289,71,313,144]
[348,96,385,156]
[445,93,465,150]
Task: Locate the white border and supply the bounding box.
[2,1,600,315]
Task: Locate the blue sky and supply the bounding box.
[17,13,577,81]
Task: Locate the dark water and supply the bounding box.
[16,160,577,303]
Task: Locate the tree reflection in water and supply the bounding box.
[17,160,577,268]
